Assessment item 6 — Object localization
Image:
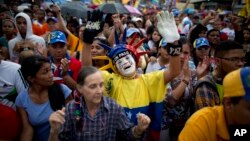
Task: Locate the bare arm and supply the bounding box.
[178,0,190,19]
[51,5,71,35]
[48,108,66,141]
[167,0,174,12]
[17,107,33,141]
[108,14,124,47]
[182,0,191,11]
[61,58,77,89]
[171,58,190,101]
[201,11,215,26]
[81,42,92,66]
[108,27,116,47]
[164,55,180,84]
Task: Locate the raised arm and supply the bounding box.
[51,5,70,35]
[156,11,181,84]
[81,10,104,66]
[17,107,33,141]
[108,14,124,47]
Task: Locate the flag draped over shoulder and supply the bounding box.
[238,0,250,17]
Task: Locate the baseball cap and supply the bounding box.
[184,8,195,15]
[171,8,180,17]
[223,67,250,101]
[159,38,167,47]
[46,17,58,23]
[126,28,140,38]
[193,37,210,49]
[48,31,67,44]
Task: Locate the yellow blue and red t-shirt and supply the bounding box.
[179,106,230,141]
[102,70,166,138]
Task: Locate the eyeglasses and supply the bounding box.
[219,57,246,63]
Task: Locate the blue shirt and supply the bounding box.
[15,84,71,141]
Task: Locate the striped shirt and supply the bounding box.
[0,61,28,109]
[58,96,138,141]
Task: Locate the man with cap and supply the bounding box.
[194,40,245,111]
[48,30,81,89]
[50,5,84,59]
[192,37,211,69]
[179,67,250,141]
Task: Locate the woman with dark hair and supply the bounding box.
[188,23,207,48]
[91,36,111,69]
[206,29,220,57]
[242,28,250,54]
[15,55,73,141]
[127,20,137,29]
[0,18,16,49]
[191,37,211,78]
[145,26,162,57]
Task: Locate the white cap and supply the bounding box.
[132,17,143,22]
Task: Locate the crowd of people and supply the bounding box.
[0,0,250,141]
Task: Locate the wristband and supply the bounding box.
[167,43,181,56]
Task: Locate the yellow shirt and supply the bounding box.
[179,106,229,141]
[67,33,83,52]
[102,70,166,108]
[101,70,166,131]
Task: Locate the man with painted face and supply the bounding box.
[82,10,181,140]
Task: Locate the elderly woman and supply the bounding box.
[48,66,151,141]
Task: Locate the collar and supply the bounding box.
[102,96,110,111]
[81,96,110,112]
[216,106,230,140]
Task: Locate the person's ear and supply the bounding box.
[27,76,34,84]
[76,84,82,92]
[223,98,234,111]
[214,57,221,68]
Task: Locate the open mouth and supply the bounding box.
[124,66,131,70]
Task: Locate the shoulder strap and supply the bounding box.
[74,39,80,52]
